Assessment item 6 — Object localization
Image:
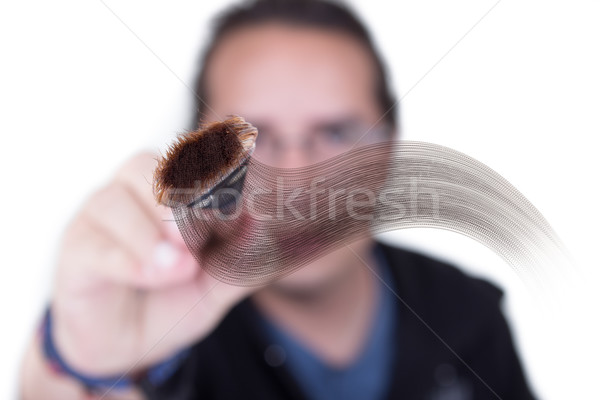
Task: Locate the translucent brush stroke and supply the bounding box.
[166,141,571,287]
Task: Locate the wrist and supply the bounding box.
[39,306,191,395]
[20,333,92,400]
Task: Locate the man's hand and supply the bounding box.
[21,152,256,399]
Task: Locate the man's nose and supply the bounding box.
[267,138,316,169]
[276,146,311,169]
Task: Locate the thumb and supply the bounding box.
[141,239,198,288]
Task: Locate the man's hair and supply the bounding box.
[191,0,398,131]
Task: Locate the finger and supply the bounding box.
[113,151,161,214]
[81,183,163,266]
[112,152,184,243]
[61,213,197,289]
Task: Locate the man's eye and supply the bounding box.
[322,126,349,143]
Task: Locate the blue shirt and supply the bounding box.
[259,246,397,400]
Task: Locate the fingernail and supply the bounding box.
[153,241,180,270]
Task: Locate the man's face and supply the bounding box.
[204,23,389,288]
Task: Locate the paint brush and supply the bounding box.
[153,115,258,211]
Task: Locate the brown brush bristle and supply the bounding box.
[153,115,257,206]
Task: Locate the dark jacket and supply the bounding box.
[140,242,536,399]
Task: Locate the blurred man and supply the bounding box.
[20,0,535,399]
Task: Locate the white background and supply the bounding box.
[1,0,599,398]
